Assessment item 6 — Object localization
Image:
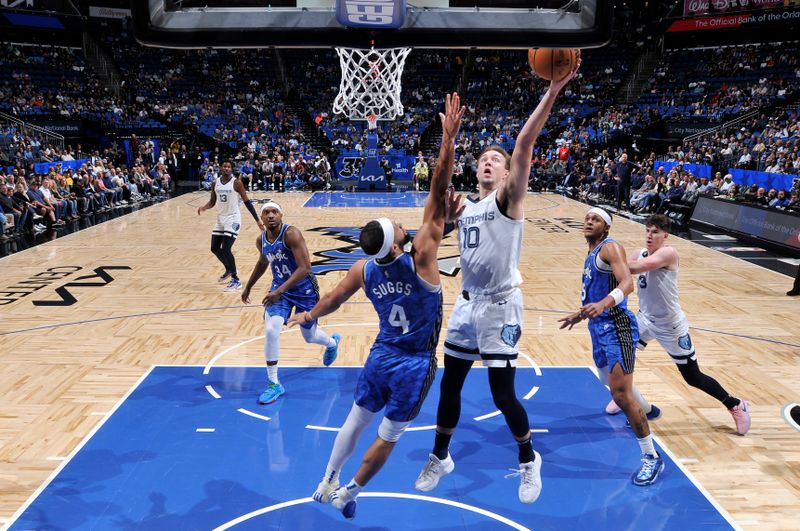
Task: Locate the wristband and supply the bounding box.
[609,288,624,306]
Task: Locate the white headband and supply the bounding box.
[260,201,282,214]
[587,207,612,226]
[367,218,395,259]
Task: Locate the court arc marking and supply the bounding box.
[212,492,530,531]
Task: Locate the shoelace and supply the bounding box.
[504,467,535,485]
[419,461,441,481]
[638,458,658,478]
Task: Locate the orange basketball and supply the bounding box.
[528,48,579,81]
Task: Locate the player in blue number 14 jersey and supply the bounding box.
[286,93,467,521]
[559,207,665,487]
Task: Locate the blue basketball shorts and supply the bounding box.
[355,343,437,422]
[265,288,318,330]
[589,316,639,374]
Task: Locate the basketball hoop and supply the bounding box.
[333,46,412,122]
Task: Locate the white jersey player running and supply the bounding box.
[610,214,751,435]
[416,57,581,505]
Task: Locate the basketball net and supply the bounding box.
[333,46,411,122]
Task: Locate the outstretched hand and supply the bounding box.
[445,186,465,224]
[558,309,585,330]
[550,55,582,94]
[439,92,466,142]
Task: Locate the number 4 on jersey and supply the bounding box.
[388,304,410,334]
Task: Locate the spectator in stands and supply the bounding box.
[630,174,656,211]
[14,182,52,231]
[771,189,789,207]
[414,154,429,191]
[26,180,62,227]
[613,152,639,211]
[0,182,32,233]
[719,174,734,195]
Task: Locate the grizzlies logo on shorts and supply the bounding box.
[501,324,521,347]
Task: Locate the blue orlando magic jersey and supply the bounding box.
[363,253,443,353]
[581,238,636,327]
[261,224,316,295]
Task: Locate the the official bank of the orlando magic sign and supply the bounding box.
[310,227,460,277]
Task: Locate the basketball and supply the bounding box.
[528,48,579,81]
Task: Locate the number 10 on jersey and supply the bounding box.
[461,226,480,250]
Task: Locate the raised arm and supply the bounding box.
[413,93,466,272]
[501,57,581,217]
[286,260,366,328]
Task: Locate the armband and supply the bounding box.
[608,288,624,306]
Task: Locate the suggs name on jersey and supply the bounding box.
[457,211,495,228]
[372,281,413,299]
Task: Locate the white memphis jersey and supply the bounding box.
[457,190,523,295]
[636,248,684,323]
[215,177,241,220]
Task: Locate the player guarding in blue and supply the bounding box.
[558,207,665,486]
[241,200,341,405]
[286,93,466,520]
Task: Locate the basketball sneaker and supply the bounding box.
[218,271,231,283]
[633,453,664,486]
[414,453,455,492]
[728,399,751,435]
[625,405,662,428]
[224,278,242,292]
[504,451,542,503]
[312,477,339,504]
[605,399,622,415]
[323,333,341,367]
[329,486,357,520]
[258,381,285,405]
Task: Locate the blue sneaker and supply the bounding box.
[258,381,285,405]
[626,405,662,428]
[329,486,357,520]
[323,333,341,367]
[632,453,664,486]
[225,278,242,292]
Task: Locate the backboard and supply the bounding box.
[131,0,613,49]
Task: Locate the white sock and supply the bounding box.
[267,365,279,384]
[323,467,340,485]
[345,479,363,498]
[637,434,658,457]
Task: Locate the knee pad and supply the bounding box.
[377,417,410,443]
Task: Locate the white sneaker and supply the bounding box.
[505,451,542,503]
[415,453,455,492]
[329,486,358,520]
[312,477,339,504]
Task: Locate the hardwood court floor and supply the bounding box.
[0,192,798,529]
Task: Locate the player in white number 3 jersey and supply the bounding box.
[416,57,581,504]
[608,214,751,435]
